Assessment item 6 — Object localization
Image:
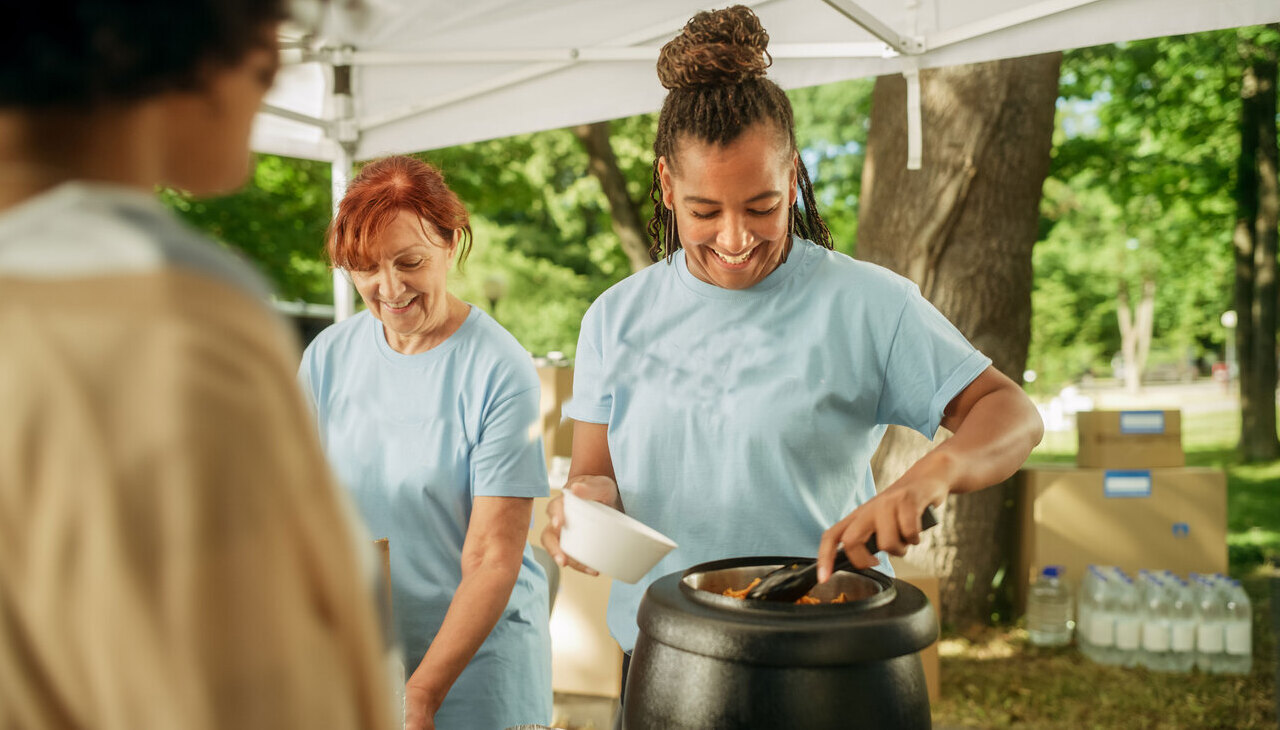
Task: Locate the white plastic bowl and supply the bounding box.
[560,491,678,584]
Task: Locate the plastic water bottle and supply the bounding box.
[1081,567,1117,664]
[1112,572,1142,667]
[1139,573,1174,671]
[1167,577,1197,672]
[1028,566,1073,646]
[1076,566,1099,661]
[1194,575,1226,673]
[1221,580,1253,674]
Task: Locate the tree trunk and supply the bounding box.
[572,121,653,273]
[1236,30,1280,462]
[1116,279,1156,394]
[1117,286,1139,393]
[858,54,1061,628]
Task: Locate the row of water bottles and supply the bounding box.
[1026,565,1252,673]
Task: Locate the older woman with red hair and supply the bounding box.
[299,155,551,730]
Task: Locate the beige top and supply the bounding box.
[0,183,395,730]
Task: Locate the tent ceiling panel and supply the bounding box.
[920,0,1278,69]
[254,0,1280,162]
[252,61,336,162]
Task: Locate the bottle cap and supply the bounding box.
[1041,565,1061,578]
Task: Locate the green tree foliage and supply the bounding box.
[161,154,335,302]
[1031,30,1250,389]
[448,218,596,358]
[167,35,1260,378]
[788,79,874,255]
[414,117,664,356]
[161,80,878,360]
[421,118,654,284]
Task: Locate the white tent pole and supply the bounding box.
[259,103,328,130]
[330,47,358,323]
[819,0,922,54]
[331,146,355,323]
[351,42,889,65]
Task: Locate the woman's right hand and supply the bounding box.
[540,474,622,576]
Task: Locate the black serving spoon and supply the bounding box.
[745,504,940,602]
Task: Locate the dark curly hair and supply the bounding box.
[647,4,832,261]
[0,1,290,108]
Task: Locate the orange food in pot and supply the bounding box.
[721,578,850,605]
[721,577,761,599]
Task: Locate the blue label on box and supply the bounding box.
[1104,469,1153,498]
[1119,410,1166,434]
[1171,522,1190,538]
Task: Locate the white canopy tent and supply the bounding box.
[253,0,1280,319]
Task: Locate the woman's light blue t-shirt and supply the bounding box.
[299,306,551,729]
[565,238,991,652]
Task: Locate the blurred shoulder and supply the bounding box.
[0,182,273,303]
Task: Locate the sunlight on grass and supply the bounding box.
[934,570,1276,728]
[936,401,1280,727]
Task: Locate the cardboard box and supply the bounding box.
[1076,410,1184,468]
[538,366,575,463]
[530,493,624,698]
[888,557,940,705]
[1015,465,1227,611]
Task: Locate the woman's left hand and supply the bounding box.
[404,682,442,730]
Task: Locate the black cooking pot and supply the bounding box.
[624,556,937,730]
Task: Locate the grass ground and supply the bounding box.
[930,402,1279,728]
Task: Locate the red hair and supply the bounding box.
[326,155,472,270]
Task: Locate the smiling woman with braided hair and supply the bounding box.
[542,3,1043,701]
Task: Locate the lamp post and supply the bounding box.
[483,274,508,319]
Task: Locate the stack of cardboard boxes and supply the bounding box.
[538,365,575,463]
[1016,410,1228,611]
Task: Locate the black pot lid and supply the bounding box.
[636,556,938,666]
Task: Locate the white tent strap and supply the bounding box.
[356,0,783,133]
[927,0,1107,52]
[902,58,922,171]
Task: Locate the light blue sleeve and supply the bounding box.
[875,285,991,437]
[563,302,611,424]
[471,382,549,498]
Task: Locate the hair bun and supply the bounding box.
[656,5,771,90]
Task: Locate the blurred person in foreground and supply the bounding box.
[299,155,552,730]
[0,3,395,729]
